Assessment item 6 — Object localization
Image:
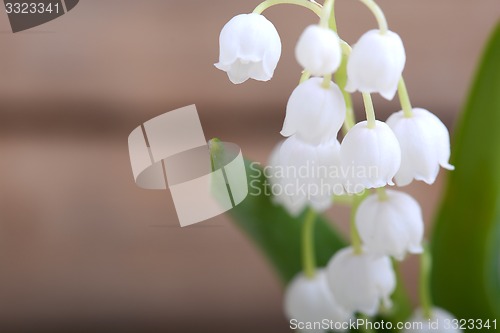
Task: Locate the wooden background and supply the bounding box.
[0,1,498,332]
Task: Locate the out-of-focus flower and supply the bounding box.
[281,77,346,145]
[295,25,342,76]
[340,120,401,194]
[403,307,463,333]
[386,108,454,187]
[215,13,281,84]
[268,135,344,216]
[326,247,396,315]
[346,30,406,100]
[284,269,352,333]
[356,190,424,260]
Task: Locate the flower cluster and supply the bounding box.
[216,0,458,331]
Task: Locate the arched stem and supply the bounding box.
[253,0,322,16]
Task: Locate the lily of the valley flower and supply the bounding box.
[268,135,344,216]
[281,77,346,145]
[346,30,406,100]
[326,247,396,316]
[340,120,401,193]
[356,190,424,260]
[295,25,342,76]
[403,307,463,333]
[215,13,281,84]
[386,108,454,187]
[284,270,352,333]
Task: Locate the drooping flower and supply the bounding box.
[326,247,396,315]
[268,135,344,216]
[215,13,281,84]
[403,307,463,333]
[295,25,342,76]
[281,77,346,145]
[346,29,406,100]
[386,108,454,187]
[356,190,424,260]
[284,269,352,333]
[340,120,401,194]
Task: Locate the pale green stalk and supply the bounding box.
[420,243,434,319]
[358,0,388,34]
[362,93,377,128]
[350,195,364,255]
[299,70,311,83]
[253,0,322,16]
[302,208,317,278]
[376,187,388,201]
[398,77,414,118]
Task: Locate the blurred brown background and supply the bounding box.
[0,1,498,332]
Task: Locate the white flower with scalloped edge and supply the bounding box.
[215,13,281,84]
[326,247,396,316]
[295,24,342,76]
[284,269,352,333]
[268,136,345,216]
[340,120,401,194]
[386,108,454,187]
[403,307,463,333]
[281,77,346,145]
[356,190,424,260]
[346,29,405,100]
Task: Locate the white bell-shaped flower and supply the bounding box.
[340,120,401,194]
[386,108,454,187]
[346,30,406,100]
[268,136,345,216]
[403,307,463,333]
[295,25,342,76]
[281,77,346,145]
[326,247,396,315]
[356,190,424,260]
[215,13,281,84]
[284,269,352,333]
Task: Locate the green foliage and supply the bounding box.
[432,22,500,323]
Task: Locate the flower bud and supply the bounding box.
[386,108,454,186]
[295,25,342,76]
[284,270,352,333]
[340,120,401,194]
[356,190,424,260]
[403,307,463,333]
[281,77,346,145]
[215,13,281,84]
[346,30,406,100]
[268,136,344,216]
[326,247,396,315]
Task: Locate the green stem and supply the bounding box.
[376,187,388,201]
[362,93,377,129]
[358,0,388,34]
[320,0,334,27]
[398,77,414,118]
[253,0,322,16]
[322,73,332,89]
[302,208,317,278]
[335,42,355,135]
[299,70,311,84]
[350,196,364,255]
[328,0,337,32]
[420,243,433,319]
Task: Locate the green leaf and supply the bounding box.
[431,22,500,321]
[228,160,347,284]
